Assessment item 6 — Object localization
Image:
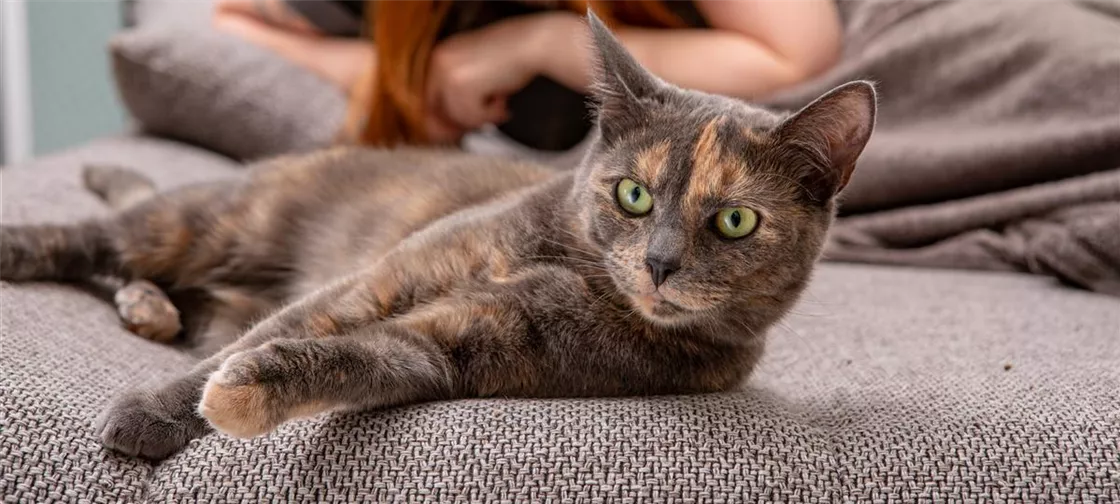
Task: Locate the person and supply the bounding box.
[213,0,842,152]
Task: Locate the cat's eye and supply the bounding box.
[714,207,759,239]
[616,178,653,216]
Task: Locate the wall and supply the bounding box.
[27,0,128,156]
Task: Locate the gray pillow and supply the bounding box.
[110,26,347,161]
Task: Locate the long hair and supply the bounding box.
[348,0,686,146]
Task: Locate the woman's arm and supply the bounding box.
[427,1,842,131]
[213,0,321,35]
[212,0,374,93]
[541,0,843,100]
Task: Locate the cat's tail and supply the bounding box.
[1,221,121,282]
[82,165,157,211]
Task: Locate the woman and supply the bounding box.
[213,0,842,152]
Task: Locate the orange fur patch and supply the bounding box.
[634,141,671,186]
[309,312,340,338]
[199,382,272,439]
[683,118,726,217]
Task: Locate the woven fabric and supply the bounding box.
[2,137,1118,502]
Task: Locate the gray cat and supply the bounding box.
[0,13,875,460]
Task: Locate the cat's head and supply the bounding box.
[574,12,876,328]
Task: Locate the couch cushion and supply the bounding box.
[144,265,1119,502]
[110,25,347,162]
[0,136,239,502]
[2,138,1117,502]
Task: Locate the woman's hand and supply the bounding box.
[425,12,576,135]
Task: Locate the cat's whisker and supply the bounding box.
[551,226,596,245]
[771,320,823,356]
[536,235,600,257]
[620,307,642,323]
[783,309,831,319]
[590,286,621,308]
[786,290,837,318]
[522,255,607,270]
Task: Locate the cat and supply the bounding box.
[0,13,875,461]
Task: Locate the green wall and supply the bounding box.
[27,0,128,156]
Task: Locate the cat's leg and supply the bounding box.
[195,300,504,438]
[94,278,370,459]
[96,285,277,458]
[195,270,582,439]
[93,308,247,460]
[84,166,184,341]
[82,164,158,211]
[94,370,213,460]
[198,325,453,438]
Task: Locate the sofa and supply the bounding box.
[3,1,1118,502]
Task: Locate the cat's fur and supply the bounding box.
[0,14,875,460]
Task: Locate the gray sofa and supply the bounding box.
[4,137,1118,501]
[3,1,1119,502]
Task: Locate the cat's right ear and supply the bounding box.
[774,81,877,204]
[586,10,663,144]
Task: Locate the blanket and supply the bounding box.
[763,0,1120,296]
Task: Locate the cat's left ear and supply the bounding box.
[775,81,877,203]
[585,10,664,144]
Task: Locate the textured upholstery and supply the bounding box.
[2,137,1117,502]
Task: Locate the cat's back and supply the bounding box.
[256,147,558,293]
[250,147,553,199]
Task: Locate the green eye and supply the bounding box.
[616,178,653,215]
[714,207,758,239]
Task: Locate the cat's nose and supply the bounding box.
[645,255,680,288]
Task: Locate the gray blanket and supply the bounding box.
[764,0,1120,295]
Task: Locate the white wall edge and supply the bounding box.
[2,0,34,165]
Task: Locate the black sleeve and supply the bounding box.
[283,0,365,37]
[333,0,365,18]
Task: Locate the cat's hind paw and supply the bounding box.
[115,279,181,342]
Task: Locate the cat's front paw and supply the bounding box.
[199,349,280,439]
[96,388,208,460]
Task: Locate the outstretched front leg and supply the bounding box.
[199,320,454,438]
[196,269,572,438]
